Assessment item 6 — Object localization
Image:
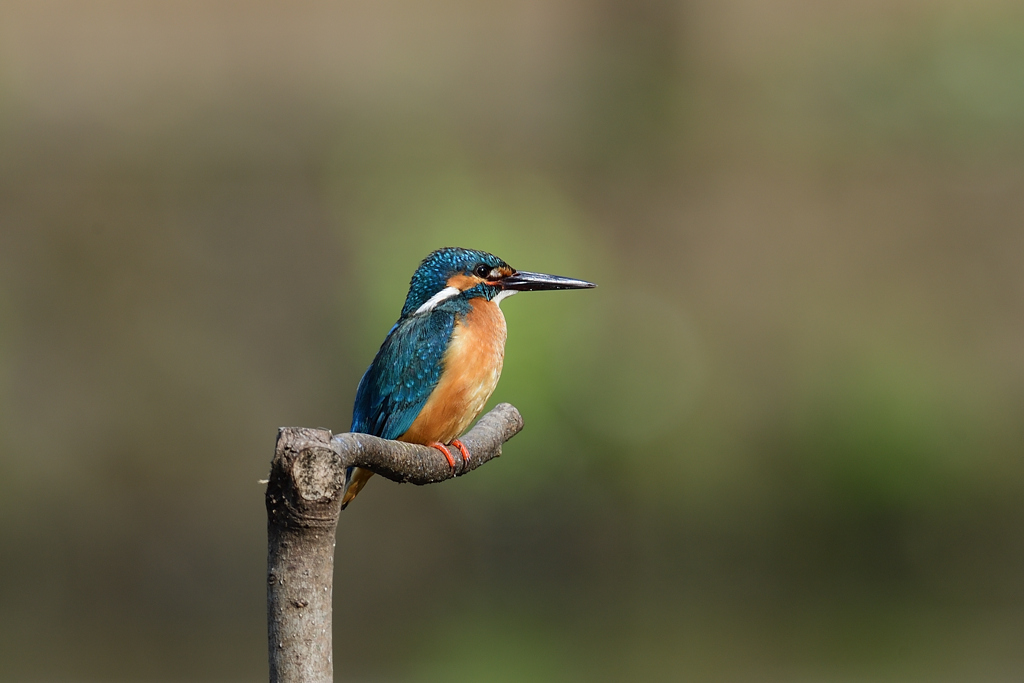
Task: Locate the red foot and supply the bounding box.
[451,439,471,464]
[428,442,457,469]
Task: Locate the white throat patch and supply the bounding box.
[492,290,518,307]
[415,286,460,315]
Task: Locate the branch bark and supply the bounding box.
[265,402,524,683]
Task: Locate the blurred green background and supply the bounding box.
[1,1,1023,681]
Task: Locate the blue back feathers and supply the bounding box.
[351,247,511,439]
[350,312,453,439]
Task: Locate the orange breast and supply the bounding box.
[399,298,507,445]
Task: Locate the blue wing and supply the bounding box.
[351,311,455,440]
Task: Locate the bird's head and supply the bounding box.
[400,247,595,318]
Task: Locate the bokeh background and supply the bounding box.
[1,1,1023,681]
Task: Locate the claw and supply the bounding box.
[450,438,471,464]
[428,442,457,469]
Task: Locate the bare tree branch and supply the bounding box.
[265,403,524,683]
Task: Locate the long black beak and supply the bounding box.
[499,270,596,291]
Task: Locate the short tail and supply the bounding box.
[341,466,374,509]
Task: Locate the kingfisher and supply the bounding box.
[342,247,595,508]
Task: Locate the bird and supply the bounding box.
[341,246,595,508]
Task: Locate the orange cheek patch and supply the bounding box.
[486,266,515,284]
[447,274,484,291]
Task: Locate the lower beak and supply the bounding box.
[499,270,597,291]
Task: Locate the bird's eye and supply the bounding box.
[474,264,491,278]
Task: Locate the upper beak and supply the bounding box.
[499,270,597,291]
